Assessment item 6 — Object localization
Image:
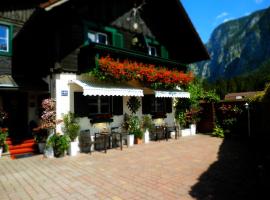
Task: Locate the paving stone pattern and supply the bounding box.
[0,135,223,200]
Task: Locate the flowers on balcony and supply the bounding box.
[94,55,194,89]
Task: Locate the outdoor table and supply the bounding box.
[95,131,124,153]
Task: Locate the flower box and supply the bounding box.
[90,114,113,124]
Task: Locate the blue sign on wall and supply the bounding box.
[61,90,68,96]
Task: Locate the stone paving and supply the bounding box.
[0,135,224,200]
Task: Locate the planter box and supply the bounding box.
[44,147,54,158]
[190,124,196,135]
[180,128,191,137]
[143,129,150,144]
[127,134,134,147]
[68,141,79,156]
[38,143,45,154]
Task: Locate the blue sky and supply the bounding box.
[181,0,270,43]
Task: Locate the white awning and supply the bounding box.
[155,90,190,98]
[71,80,144,97]
[0,75,18,90]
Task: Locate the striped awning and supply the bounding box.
[71,80,144,97]
[155,90,190,98]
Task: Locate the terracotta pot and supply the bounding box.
[135,138,143,144]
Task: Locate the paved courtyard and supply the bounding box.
[0,135,251,200]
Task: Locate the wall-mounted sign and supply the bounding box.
[61,90,68,96]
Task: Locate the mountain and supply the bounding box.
[192,6,270,82]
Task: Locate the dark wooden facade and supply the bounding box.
[13,0,209,80]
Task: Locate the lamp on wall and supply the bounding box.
[245,102,251,137]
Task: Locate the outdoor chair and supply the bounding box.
[151,126,166,141]
[166,125,180,139]
[79,129,105,154]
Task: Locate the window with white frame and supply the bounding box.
[148,45,157,56]
[87,31,108,45]
[0,25,10,53]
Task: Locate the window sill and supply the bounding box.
[151,113,167,119]
[90,118,113,124]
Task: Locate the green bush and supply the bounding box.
[46,133,71,157]
[141,115,154,132]
[212,125,224,138]
[63,112,80,142]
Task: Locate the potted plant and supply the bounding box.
[39,98,62,158]
[46,132,71,158]
[62,112,80,156]
[185,108,201,135]
[128,115,142,144]
[175,111,191,137]
[122,113,134,147]
[32,128,47,153]
[141,115,154,143]
[0,128,8,157]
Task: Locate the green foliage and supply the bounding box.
[141,115,154,132]
[127,115,143,138]
[209,59,270,98]
[46,133,71,157]
[62,112,80,142]
[126,97,141,114]
[133,129,143,139]
[175,112,188,128]
[33,129,47,143]
[122,113,130,131]
[212,125,224,138]
[0,128,8,152]
[216,104,243,136]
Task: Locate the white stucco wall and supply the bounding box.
[53,73,177,135]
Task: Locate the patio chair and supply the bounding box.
[166,125,180,139]
[79,129,105,154]
[151,126,166,141]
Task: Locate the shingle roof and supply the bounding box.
[224,91,261,100]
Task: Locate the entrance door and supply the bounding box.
[3,92,28,138]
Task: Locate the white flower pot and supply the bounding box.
[180,128,191,137]
[0,147,2,158]
[144,129,150,144]
[38,143,46,154]
[68,141,79,156]
[44,147,54,158]
[127,134,134,147]
[190,124,196,135]
[44,131,54,158]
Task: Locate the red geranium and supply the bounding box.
[97,55,194,88]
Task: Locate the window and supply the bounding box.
[148,45,157,56]
[87,31,108,45]
[0,23,12,55]
[74,92,123,117]
[151,98,165,113]
[142,95,172,115]
[88,96,110,115]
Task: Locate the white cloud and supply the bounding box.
[216,12,229,19]
[255,0,264,4]
[223,17,234,23]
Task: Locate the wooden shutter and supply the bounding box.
[165,98,172,113]
[142,95,152,114]
[74,92,88,117]
[161,45,169,59]
[112,96,123,115]
[114,32,124,48]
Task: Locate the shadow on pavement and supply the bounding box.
[190,135,270,200]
